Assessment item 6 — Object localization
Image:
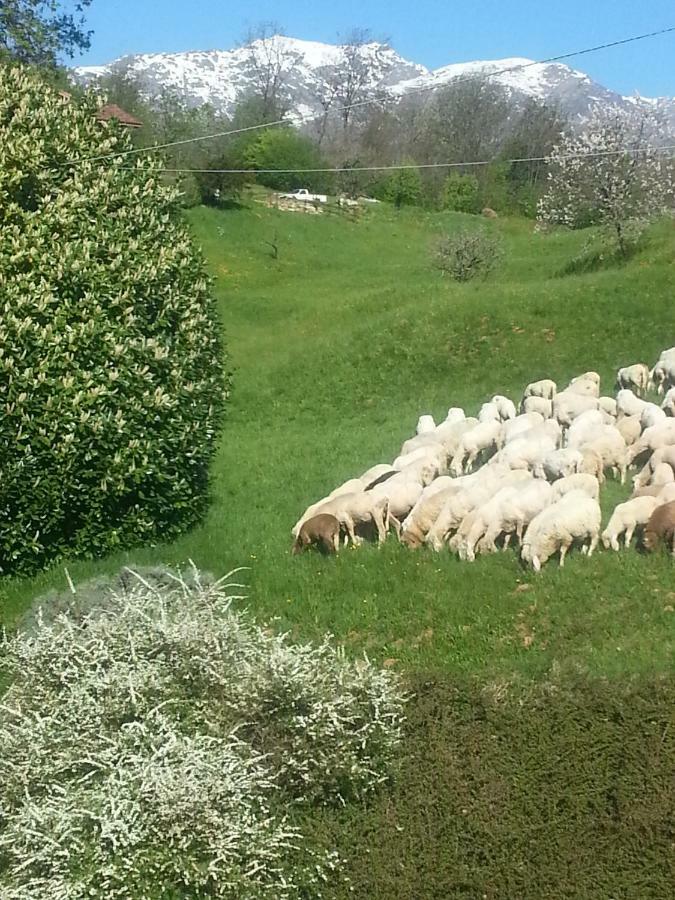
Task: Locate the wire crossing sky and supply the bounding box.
[72,1,675,97]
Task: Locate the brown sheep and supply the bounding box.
[292,514,341,555]
[642,501,675,554]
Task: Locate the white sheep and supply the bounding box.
[597,396,617,418]
[616,364,650,396]
[661,387,675,417]
[640,403,667,431]
[392,443,445,472]
[521,396,553,419]
[455,484,522,559]
[502,412,545,443]
[491,428,558,472]
[369,479,423,539]
[522,379,557,401]
[616,389,648,419]
[445,407,466,424]
[581,427,628,483]
[551,473,600,501]
[450,420,502,475]
[478,401,502,423]
[566,375,600,398]
[651,463,675,487]
[601,496,661,551]
[533,448,583,481]
[553,391,599,428]
[293,477,369,536]
[491,395,517,421]
[360,464,396,486]
[400,431,449,457]
[626,420,675,466]
[615,415,642,447]
[400,481,460,549]
[471,478,553,559]
[416,414,437,434]
[309,492,390,546]
[425,468,525,551]
[521,491,601,571]
[566,410,609,448]
[632,446,675,490]
[649,352,675,394]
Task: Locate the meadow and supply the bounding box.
[2,197,674,896]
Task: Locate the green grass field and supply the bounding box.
[2,197,674,897]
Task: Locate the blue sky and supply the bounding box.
[73,0,675,97]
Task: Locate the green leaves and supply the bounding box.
[0,64,229,575]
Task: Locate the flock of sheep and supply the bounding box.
[292,348,675,570]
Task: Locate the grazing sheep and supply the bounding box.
[533,448,583,481]
[601,496,660,551]
[579,448,604,483]
[392,443,445,472]
[521,491,601,571]
[491,395,517,421]
[445,407,466,424]
[416,414,437,434]
[597,397,617,419]
[649,356,675,395]
[582,427,628,483]
[311,492,389,546]
[370,479,423,539]
[640,403,667,430]
[361,464,397,486]
[399,431,448,457]
[632,446,675,490]
[472,478,553,559]
[626,420,675,466]
[651,463,675,487]
[478,401,502,423]
[566,410,608,448]
[553,391,599,428]
[616,364,650,396]
[571,371,601,387]
[642,500,675,554]
[292,477,368,536]
[551,473,600,501]
[502,412,545,443]
[661,387,675,417]
[616,389,648,420]
[523,379,557,401]
[615,415,642,447]
[392,458,440,488]
[292,514,341,555]
[450,421,502,475]
[522,396,553,419]
[566,376,600,398]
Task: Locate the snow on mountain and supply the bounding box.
[72,36,675,134]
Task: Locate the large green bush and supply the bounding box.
[0,64,228,575]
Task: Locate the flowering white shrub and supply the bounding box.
[537,111,673,258]
[0,566,406,898]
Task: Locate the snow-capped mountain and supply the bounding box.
[72,35,675,132]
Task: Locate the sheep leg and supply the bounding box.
[333,529,341,554]
[587,529,599,558]
[624,525,635,549]
[373,511,387,546]
[343,514,358,546]
[389,513,402,540]
[464,450,476,473]
[559,539,572,567]
[503,532,512,550]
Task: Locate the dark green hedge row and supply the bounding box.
[312,673,675,899]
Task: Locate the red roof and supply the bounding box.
[96,104,143,128]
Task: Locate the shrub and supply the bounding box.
[378,166,422,209]
[443,173,480,213]
[433,228,503,281]
[244,128,330,193]
[0,566,406,898]
[0,64,228,575]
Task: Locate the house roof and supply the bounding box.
[96,103,143,128]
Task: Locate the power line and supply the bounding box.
[123,143,675,176]
[67,24,675,167]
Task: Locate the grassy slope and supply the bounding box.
[2,198,674,899]
[2,201,674,678]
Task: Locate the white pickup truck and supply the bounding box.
[278,188,328,204]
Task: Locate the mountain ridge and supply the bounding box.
[72,35,675,133]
